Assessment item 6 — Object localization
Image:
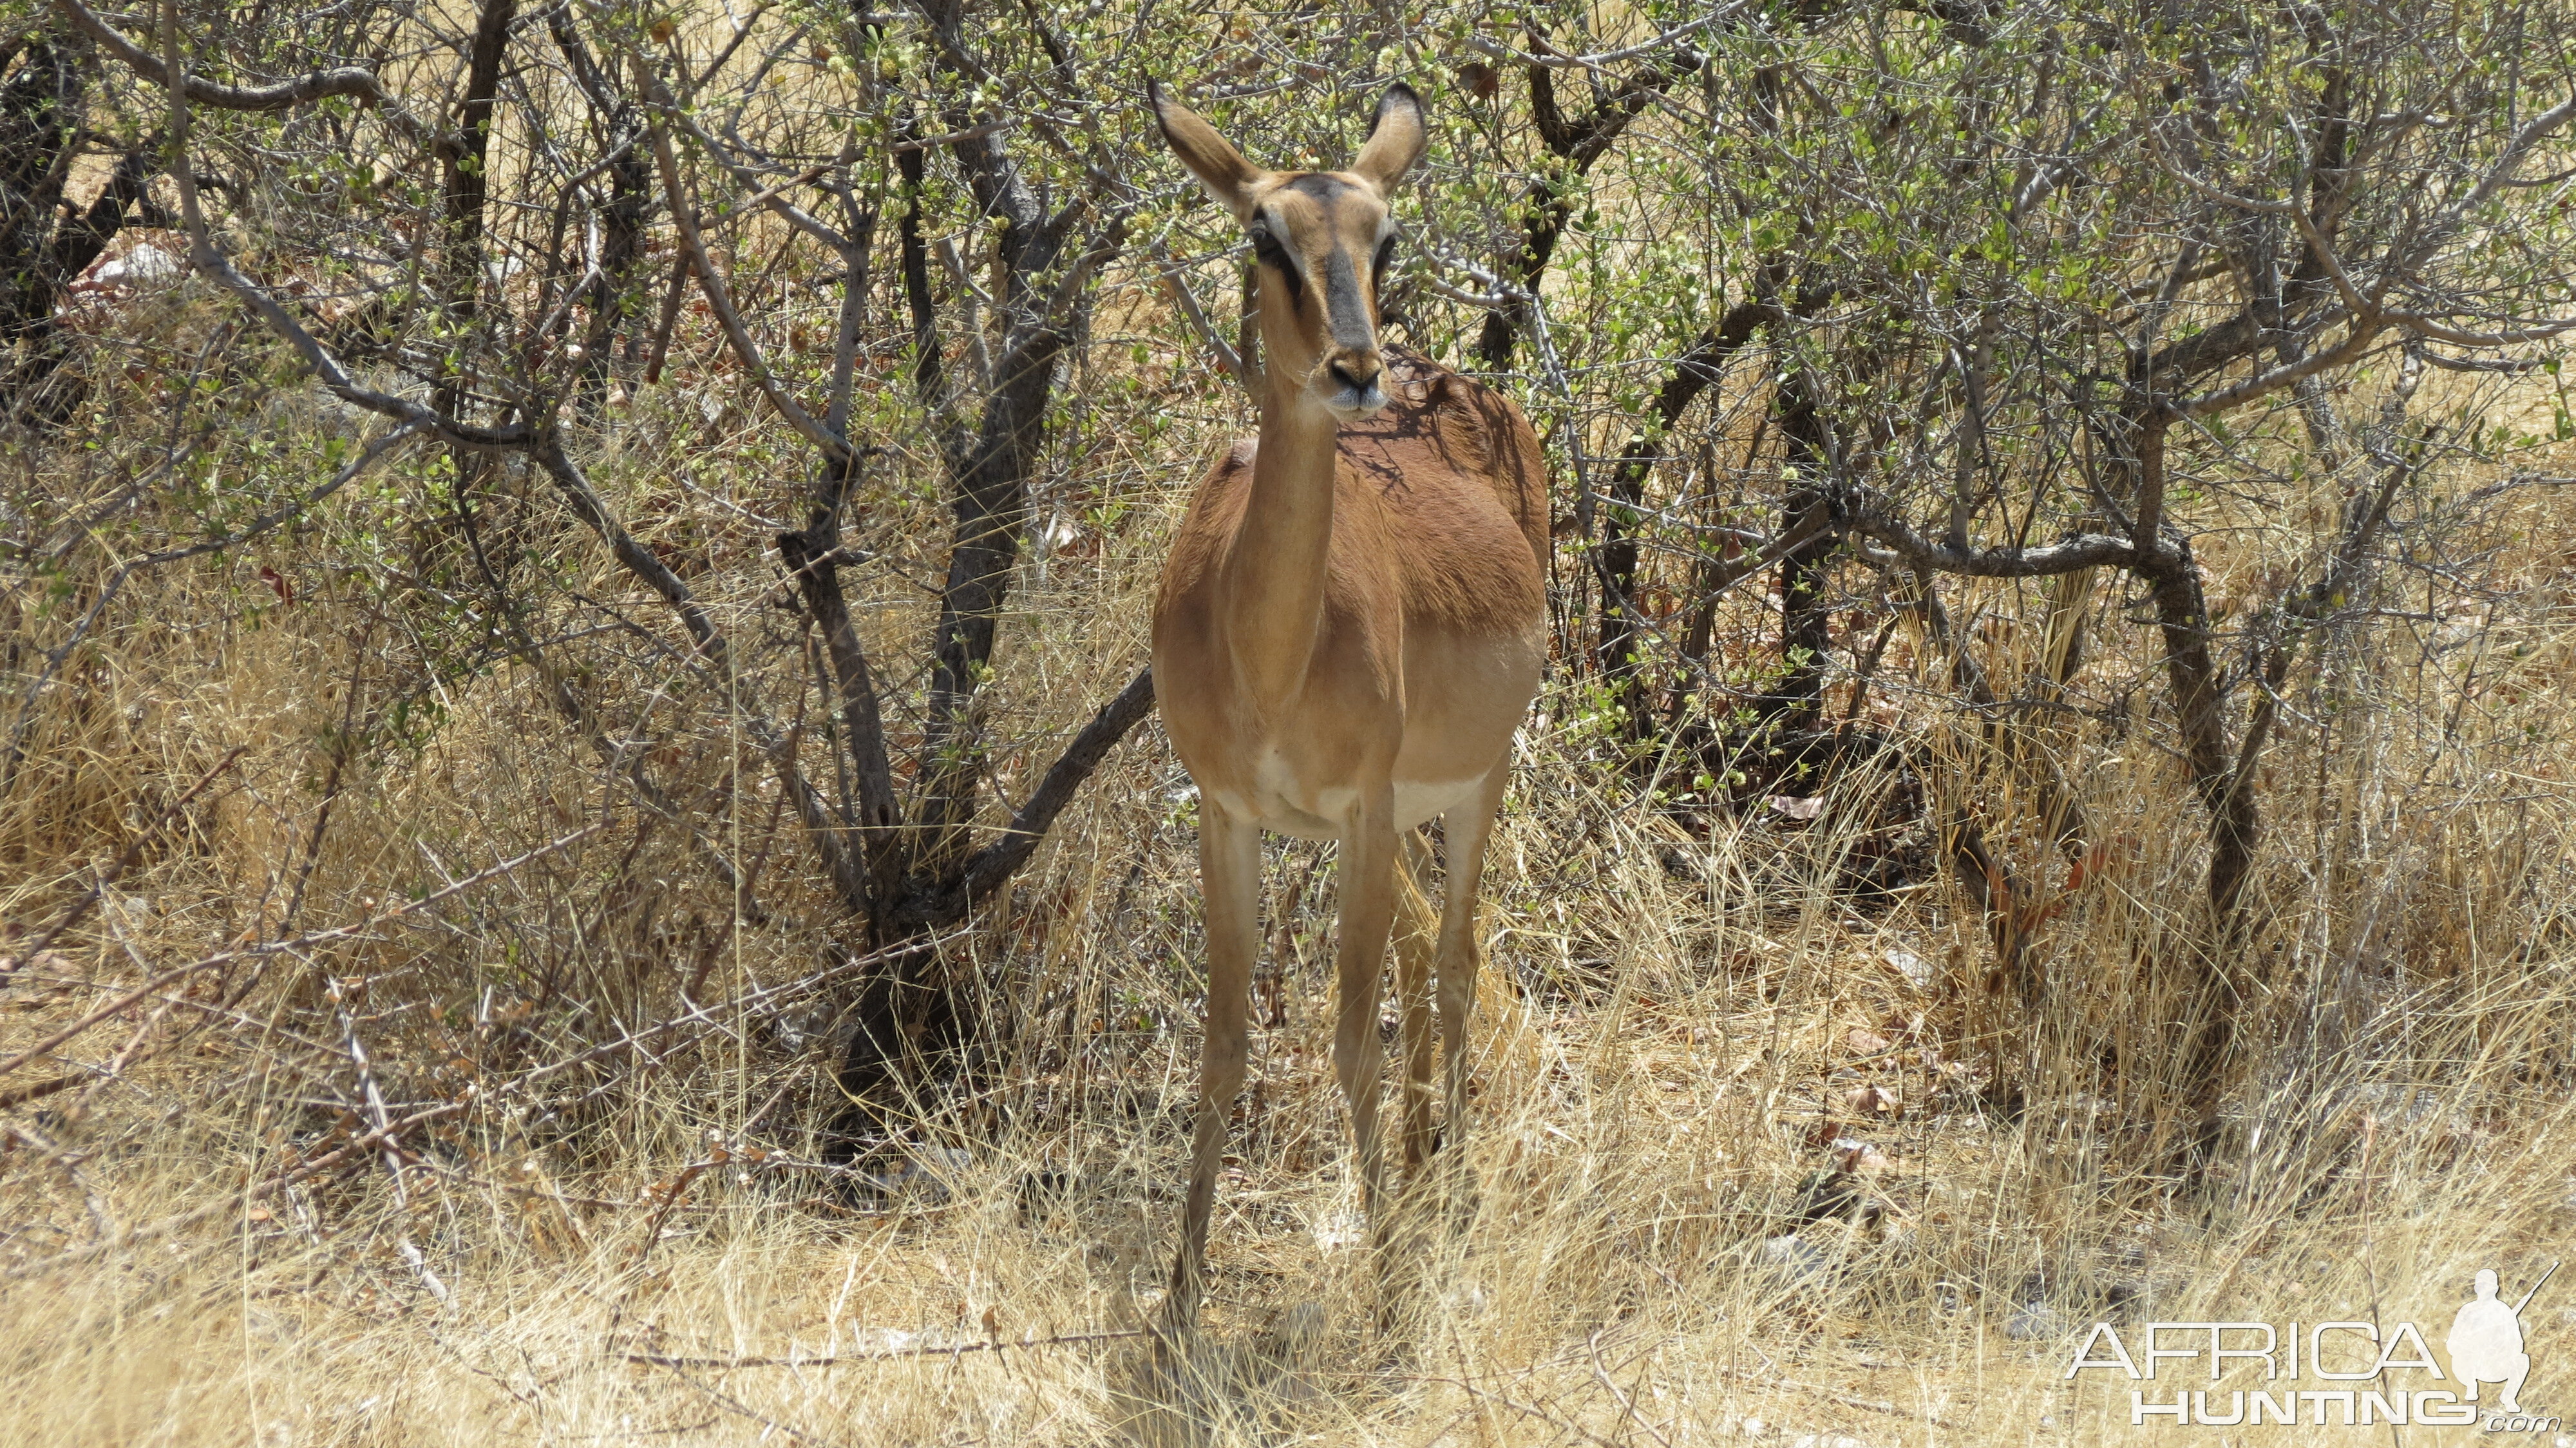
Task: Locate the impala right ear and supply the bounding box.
[1352,82,1427,191]
[1151,80,1265,218]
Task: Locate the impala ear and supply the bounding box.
[1352,82,1427,191]
[1150,80,1265,218]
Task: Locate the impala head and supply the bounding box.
[1152,80,1427,421]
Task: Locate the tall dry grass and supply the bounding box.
[3,262,2573,1448]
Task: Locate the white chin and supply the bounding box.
[1321,389,1388,421]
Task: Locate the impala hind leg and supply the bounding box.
[1432,766,1509,1224]
[1166,801,1260,1332]
[1395,828,1439,1171]
[1331,788,1401,1247]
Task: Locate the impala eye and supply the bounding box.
[1373,234,1397,283]
[1249,227,1303,302]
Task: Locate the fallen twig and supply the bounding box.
[1,926,965,1278]
[0,821,609,1081]
[1589,1328,1675,1448]
[6,747,244,971]
[0,1071,86,1109]
[625,1328,1149,1368]
[1705,1362,1951,1427]
[653,1360,852,1448]
[1414,1373,1631,1448]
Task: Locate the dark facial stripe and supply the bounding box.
[1252,214,1305,302]
[1321,245,1374,352]
[1285,173,1353,204]
[1262,175,1382,348]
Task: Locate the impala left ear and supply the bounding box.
[1352,82,1427,191]
[1152,79,1266,217]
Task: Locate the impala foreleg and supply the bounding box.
[1332,787,1400,1239]
[1432,766,1508,1214]
[1394,827,1439,1171]
[1166,801,1259,1331]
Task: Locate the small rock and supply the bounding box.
[1842,1083,1900,1116]
[0,949,70,978]
[1883,948,1932,986]
[856,1146,971,1206]
[2005,1302,2069,1340]
[1311,1200,1365,1254]
[90,243,180,287]
[1835,1141,1896,1175]
[1845,1027,1891,1055]
[1258,1300,1327,1362]
[1759,1232,1828,1287]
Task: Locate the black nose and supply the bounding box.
[1329,361,1378,393]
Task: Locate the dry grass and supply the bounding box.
[4,267,2575,1448]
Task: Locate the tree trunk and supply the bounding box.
[0,41,86,416]
[1596,300,1765,738]
[431,0,515,422]
[1768,367,1836,734]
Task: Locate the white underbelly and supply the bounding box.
[1206,752,1484,838]
[1394,776,1485,828]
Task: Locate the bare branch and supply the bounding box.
[59,0,408,120]
[2416,90,2576,257]
[952,667,1155,909]
[1464,7,1739,71]
[2378,309,2576,350]
[2179,317,2386,417]
[0,820,609,1081]
[638,77,853,465]
[1155,255,1244,378]
[1842,499,2143,578]
[658,106,857,252]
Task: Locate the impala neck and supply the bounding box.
[1220,358,1341,710]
